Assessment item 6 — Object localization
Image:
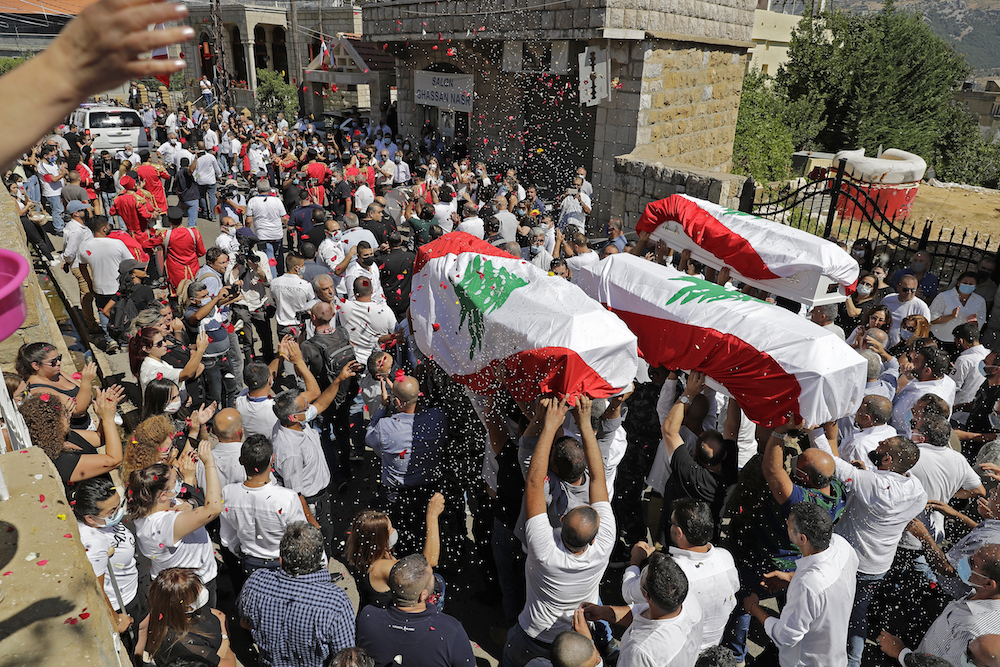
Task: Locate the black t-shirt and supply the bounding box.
[283,183,303,214]
[662,440,739,534]
[379,248,416,318]
[162,333,191,368]
[331,180,352,216]
[356,605,475,667]
[54,430,98,486]
[362,218,394,248]
[177,169,199,201]
[63,132,82,152]
[966,382,1000,433]
[154,609,223,666]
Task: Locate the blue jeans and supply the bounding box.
[198,182,217,221]
[202,353,238,408]
[260,239,283,278]
[217,154,229,174]
[45,195,65,232]
[183,198,199,227]
[848,571,886,667]
[25,175,40,205]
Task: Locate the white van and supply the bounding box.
[70,104,149,153]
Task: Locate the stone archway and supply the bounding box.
[272,26,289,83]
[231,25,248,85]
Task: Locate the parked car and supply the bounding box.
[70,104,149,153]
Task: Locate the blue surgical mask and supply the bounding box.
[856,284,873,297]
[989,413,1000,430]
[959,283,976,295]
[956,555,983,586]
[96,503,126,528]
[298,404,318,423]
[900,329,914,341]
[980,360,993,378]
[171,475,184,498]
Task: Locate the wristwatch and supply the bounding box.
[678,395,692,406]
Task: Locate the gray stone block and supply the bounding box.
[626,174,643,194]
[625,193,640,214]
[707,179,724,203]
[653,180,674,200]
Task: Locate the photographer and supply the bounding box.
[196,248,244,388]
[557,174,591,231]
[183,279,242,408]
[218,182,247,225]
[38,144,68,233]
[270,253,315,341]
[227,229,275,363]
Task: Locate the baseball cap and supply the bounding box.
[118,258,148,275]
[66,200,89,214]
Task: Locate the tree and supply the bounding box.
[0,57,26,76]
[255,68,298,120]
[731,70,794,183]
[776,0,977,175]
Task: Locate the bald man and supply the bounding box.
[211,408,247,487]
[969,635,1000,667]
[365,374,449,554]
[726,417,848,664]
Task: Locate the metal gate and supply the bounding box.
[748,158,999,287]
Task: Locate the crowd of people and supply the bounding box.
[5,85,1000,667]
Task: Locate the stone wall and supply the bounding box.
[0,193,73,375]
[365,0,755,44]
[611,149,748,227]
[0,447,128,666]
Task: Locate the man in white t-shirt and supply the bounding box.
[557,176,592,231]
[38,145,68,232]
[235,362,280,439]
[245,179,288,277]
[80,216,134,334]
[455,202,485,239]
[951,322,991,423]
[883,275,931,345]
[503,396,616,667]
[269,254,315,338]
[337,276,397,366]
[891,347,957,437]
[340,241,386,304]
[354,175,375,214]
[433,185,458,233]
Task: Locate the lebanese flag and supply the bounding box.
[575,254,865,426]
[151,24,171,86]
[410,233,638,401]
[637,195,860,293]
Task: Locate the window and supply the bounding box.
[761,64,769,74]
[88,111,143,129]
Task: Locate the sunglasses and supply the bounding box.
[153,340,167,348]
[45,355,62,366]
[899,287,916,293]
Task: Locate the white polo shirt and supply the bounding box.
[882,293,931,345]
[891,375,956,437]
[220,479,305,559]
[928,288,987,341]
[337,298,397,366]
[951,343,990,408]
[211,440,247,489]
[619,598,703,667]
[79,521,139,611]
[269,272,315,327]
[839,423,898,464]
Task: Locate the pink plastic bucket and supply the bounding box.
[0,250,30,342]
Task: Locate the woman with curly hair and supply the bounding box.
[20,386,124,486]
[146,567,234,667]
[121,414,175,483]
[345,493,444,611]
[16,341,98,430]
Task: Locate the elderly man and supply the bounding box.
[523,226,554,270]
[879,544,1000,666]
[884,274,932,345]
[892,250,940,302]
[811,304,845,339]
[356,554,475,667]
[210,408,248,488]
[246,179,289,277]
[840,395,898,463]
[503,396,616,667]
[605,217,627,254]
[891,347,957,436]
[239,522,355,667]
[743,502,859,667]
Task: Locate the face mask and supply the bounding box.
[199,297,212,307]
[394,156,401,163]
[403,144,410,150]
[187,586,210,613]
[388,529,398,549]
[476,169,484,176]
[980,360,992,377]
[868,450,884,468]
[170,139,177,146]
[530,245,541,256]
[911,261,926,272]
[47,156,56,164]
[990,413,1000,430]
[856,284,873,297]
[960,652,977,667]
[852,249,866,258]
[959,283,976,295]
[517,208,527,216]
[461,164,469,171]
[978,270,991,281]
[298,404,318,423]
[165,399,182,414]
[359,256,374,267]
[956,555,986,586]
[169,475,184,498]
[96,503,126,528]
[900,328,914,341]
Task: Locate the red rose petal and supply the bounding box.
[432,323,441,331]
[37,560,48,566]
[79,612,90,619]
[156,373,163,380]
[2,572,12,576]
[64,618,79,625]
[39,394,50,402]
[39,495,45,502]
[71,373,82,380]
[268,258,277,266]
[63,534,72,538]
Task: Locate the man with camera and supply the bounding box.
[38,144,68,233]
[558,175,591,231]
[194,140,223,223]
[196,247,245,389]
[184,277,243,407]
[271,252,316,341]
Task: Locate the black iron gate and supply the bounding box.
[747,158,999,288]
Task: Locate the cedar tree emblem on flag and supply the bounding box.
[451,255,528,359]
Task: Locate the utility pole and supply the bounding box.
[289,0,304,115]
[211,0,233,111]
[318,0,324,41]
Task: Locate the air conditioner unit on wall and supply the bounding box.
[502,41,570,74]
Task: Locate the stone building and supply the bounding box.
[955,79,1000,143]
[364,0,757,229]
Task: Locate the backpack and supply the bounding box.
[108,295,140,344]
[301,328,356,408]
